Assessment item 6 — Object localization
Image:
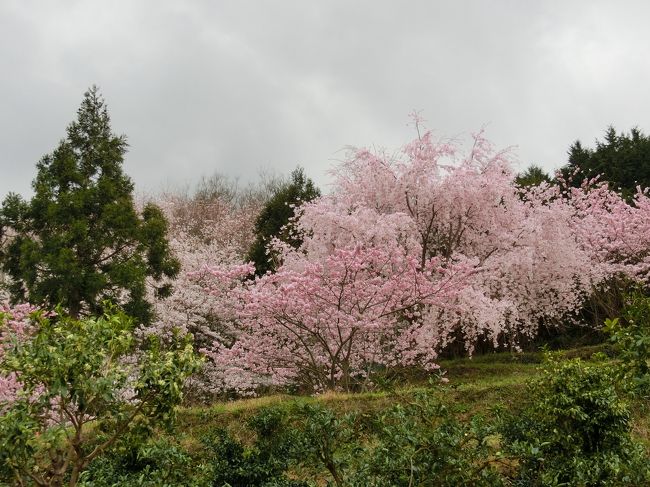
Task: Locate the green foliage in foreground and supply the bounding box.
[205,407,308,487]
[2,300,649,485]
[294,398,504,487]
[605,291,650,395]
[79,352,650,487]
[80,438,212,487]
[0,309,201,487]
[500,356,650,486]
[88,395,504,487]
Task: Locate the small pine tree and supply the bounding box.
[515,164,551,187]
[0,86,179,323]
[246,167,320,276]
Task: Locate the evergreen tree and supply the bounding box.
[515,164,551,187]
[246,167,320,276]
[561,126,650,198]
[0,86,179,323]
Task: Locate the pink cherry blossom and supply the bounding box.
[0,303,38,405]
[202,124,611,392]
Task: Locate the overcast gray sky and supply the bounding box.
[2,0,650,199]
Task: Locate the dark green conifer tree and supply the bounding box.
[561,126,650,199]
[0,86,179,323]
[515,164,551,188]
[246,167,320,276]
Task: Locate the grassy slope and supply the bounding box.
[175,346,649,454]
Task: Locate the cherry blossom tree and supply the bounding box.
[298,124,601,350]
[566,178,650,281]
[544,174,650,322]
[201,120,610,393]
[204,240,475,393]
[140,189,262,399]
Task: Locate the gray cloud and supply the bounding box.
[2,0,650,199]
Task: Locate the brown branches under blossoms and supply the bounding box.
[204,245,474,393]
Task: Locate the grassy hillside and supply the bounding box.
[80,346,650,485]
[180,347,645,429]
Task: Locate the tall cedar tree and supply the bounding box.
[247,167,320,276]
[0,87,179,323]
[562,126,650,198]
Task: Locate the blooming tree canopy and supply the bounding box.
[203,120,611,392]
[142,192,262,399]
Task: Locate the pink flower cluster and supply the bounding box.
[141,193,261,399]
[566,178,650,281]
[0,303,38,405]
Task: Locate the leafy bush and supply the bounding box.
[500,356,650,486]
[291,404,356,486]
[331,395,503,487]
[605,291,650,395]
[209,396,504,487]
[79,437,211,487]
[0,308,201,486]
[203,407,309,487]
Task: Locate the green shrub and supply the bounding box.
[200,396,504,486]
[500,356,650,486]
[340,395,504,487]
[292,404,356,486]
[216,396,503,486]
[79,438,210,487]
[0,308,201,486]
[605,291,650,395]
[203,407,309,487]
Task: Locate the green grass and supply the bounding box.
[96,346,645,486]
[174,346,648,450]
[178,351,540,444]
